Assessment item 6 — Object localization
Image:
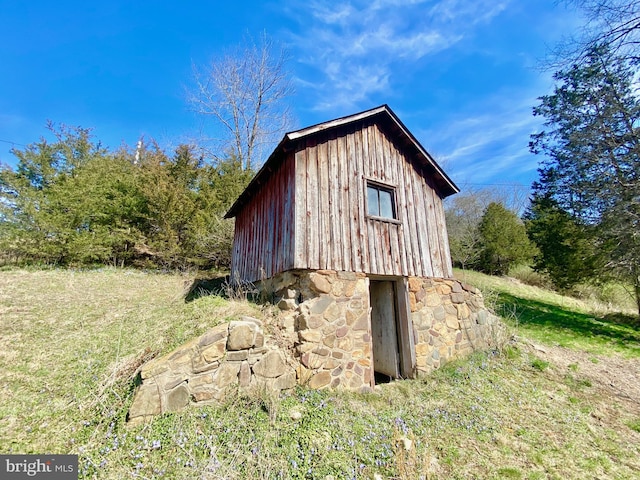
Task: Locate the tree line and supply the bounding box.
[0,34,289,271]
[447,0,640,315]
[0,125,253,270]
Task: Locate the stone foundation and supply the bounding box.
[128,270,503,424]
[407,277,503,375]
[127,317,297,426]
[260,269,373,391]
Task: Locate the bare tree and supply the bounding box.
[445,192,486,270]
[553,0,640,66]
[188,34,294,171]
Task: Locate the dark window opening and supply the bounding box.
[367,182,396,219]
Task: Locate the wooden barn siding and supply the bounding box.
[294,121,453,278]
[231,154,296,282]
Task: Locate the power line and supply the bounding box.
[0,139,536,189]
[0,139,27,148]
[460,182,531,187]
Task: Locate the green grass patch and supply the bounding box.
[628,418,640,433]
[496,292,640,355]
[2,269,640,479]
[530,358,550,371]
[455,269,640,358]
[71,348,640,479]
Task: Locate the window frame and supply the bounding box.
[365,179,401,224]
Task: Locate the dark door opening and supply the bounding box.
[369,280,401,383]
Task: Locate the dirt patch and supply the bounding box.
[526,340,640,419]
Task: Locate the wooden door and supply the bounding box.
[369,280,400,378]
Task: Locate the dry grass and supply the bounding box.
[1,268,639,479]
[0,268,263,454]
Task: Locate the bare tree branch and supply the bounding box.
[551,0,640,67]
[187,33,294,170]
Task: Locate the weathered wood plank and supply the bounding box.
[381,132,403,275]
[307,138,320,269]
[273,165,281,275]
[412,162,431,277]
[381,129,396,184]
[328,130,343,271]
[382,222,393,274]
[369,123,386,274]
[362,120,371,179]
[391,142,409,276]
[402,159,422,276]
[438,203,453,277]
[367,123,378,179]
[389,223,402,274]
[367,221,378,275]
[317,136,330,270]
[396,277,416,378]
[422,174,443,277]
[338,132,352,271]
[345,129,360,272]
[430,176,451,277]
[353,126,369,272]
[362,126,379,274]
[282,154,291,271]
[260,178,269,278]
[374,123,386,182]
[287,153,296,270]
[294,149,307,269]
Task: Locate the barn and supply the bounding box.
[225,105,502,388]
[127,105,503,422]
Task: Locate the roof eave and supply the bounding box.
[224,136,290,219]
[224,104,460,218]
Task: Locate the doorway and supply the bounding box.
[369,280,402,382]
[369,278,415,384]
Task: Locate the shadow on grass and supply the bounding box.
[184,275,264,304]
[184,275,230,302]
[495,292,640,351]
[603,311,640,329]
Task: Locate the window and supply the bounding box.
[367,181,397,220]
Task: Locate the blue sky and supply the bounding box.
[0,0,582,190]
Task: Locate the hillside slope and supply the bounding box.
[1,268,639,479]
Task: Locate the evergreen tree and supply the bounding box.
[1,126,254,270]
[531,45,640,313]
[524,194,601,290]
[0,124,114,264]
[477,202,536,276]
[135,144,252,270]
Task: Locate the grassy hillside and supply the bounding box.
[1,268,639,479]
[455,268,640,357]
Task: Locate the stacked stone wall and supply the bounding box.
[258,269,373,391]
[408,277,503,374]
[128,270,504,423]
[128,317,297,426]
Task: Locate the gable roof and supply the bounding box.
[225,104,459,219]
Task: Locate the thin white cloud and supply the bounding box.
[283,0,578,188]
[287,0,510,112]
[307,1,356,25]
[428,0,509,25]
[311,62,391,111]
[420,93,545,186]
